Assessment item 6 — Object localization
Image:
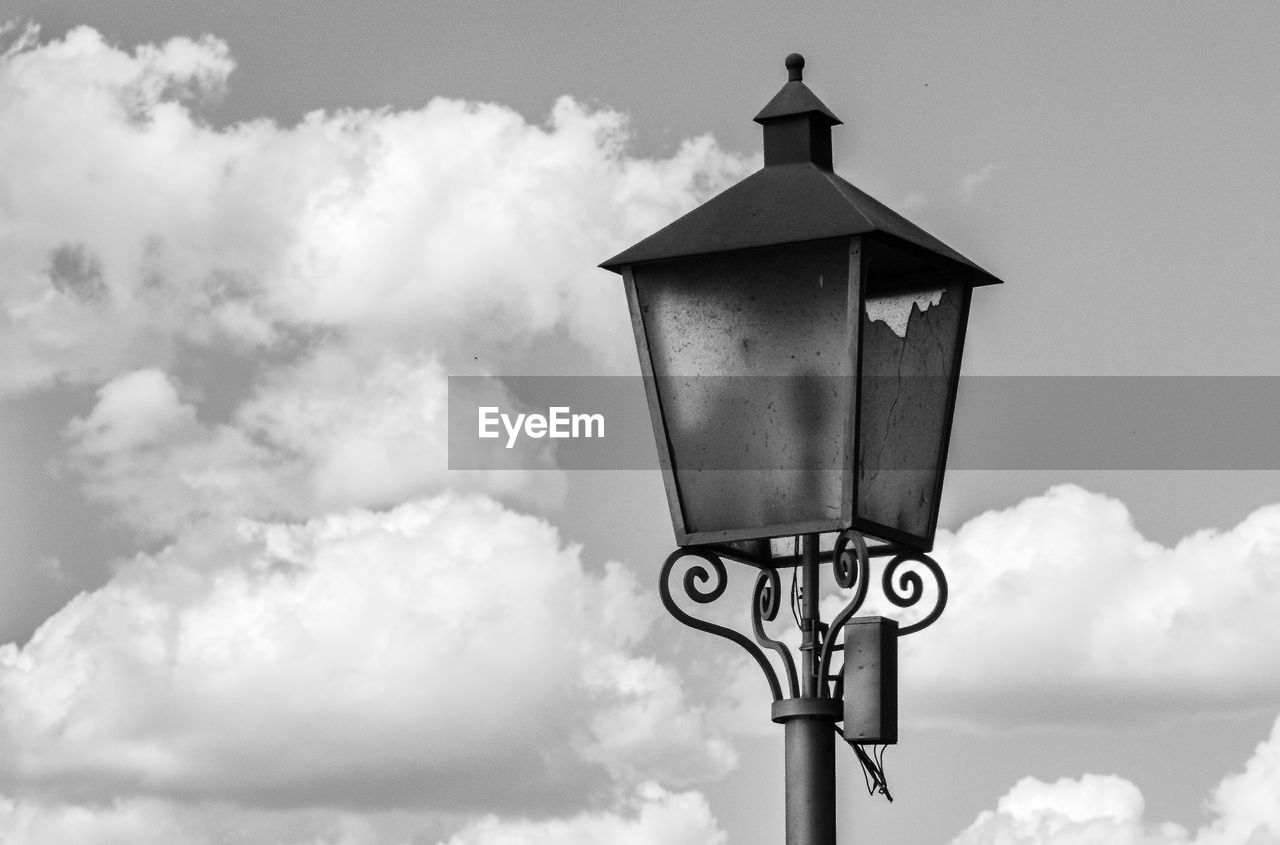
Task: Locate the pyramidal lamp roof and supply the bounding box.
[601,54,1002,287]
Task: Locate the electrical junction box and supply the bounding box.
[842,616,898,744]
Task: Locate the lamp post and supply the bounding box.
[601,54,1002,845]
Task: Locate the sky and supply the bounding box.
[1,2,1279,843]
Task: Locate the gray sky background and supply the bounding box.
[2,2,1279,844]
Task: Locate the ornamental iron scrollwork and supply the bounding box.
[881,550,948,636]
[817,529,871,692]
[752,567,799,699]
[659,548,783,701]
[658,533,948,703]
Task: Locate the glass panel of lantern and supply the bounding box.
[630,238,852,545]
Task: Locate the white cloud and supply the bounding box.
[0,20,753,845]
[0,782,726,845]
[0,25,753,395]
[63,368,198,454]
[0,26,255,390]
[63,354,572,540]
[5,23,750,538]
[952,773,1184,845]
[0,795,457,845]
[0,495,732,812]
[0,795,197,845]
[0,30,752,838]
[1200,715,1280,845]
[62,368,283,537]
[442,783,727,845]
[951,715,1280,845]
[893,484,1280,726]
[232,348,568,517]
[579,656,736,786]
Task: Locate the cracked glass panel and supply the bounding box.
[633,239,851,539]
[857,282,965,541]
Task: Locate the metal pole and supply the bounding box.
[772,533,838,845]
[782,705,837,845]
[801,533,821,697]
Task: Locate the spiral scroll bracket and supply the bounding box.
[659,548,784,701]
[752,568,799,699]
[882,550,948,636]
[817,529,871,690]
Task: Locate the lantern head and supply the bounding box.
[601,55,1001,554]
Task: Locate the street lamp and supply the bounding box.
[601,54,1002,844]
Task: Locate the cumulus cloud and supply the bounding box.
[0,20,757,845]
[951,715,1280,845]
[441,783,727,845]
[4,22,750,538]
[0,795,196,845]
[63,355,567,539]
[1202,715,1280,845]
[0,495,733,811]
[0,25,752,395]
[890,484,1280,727]
[0,796,455,845]
[63,368,199,454]
[0,782,725,845]
[63,367,283,536]
[952,773,1184,845]
[231,348,569,517]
